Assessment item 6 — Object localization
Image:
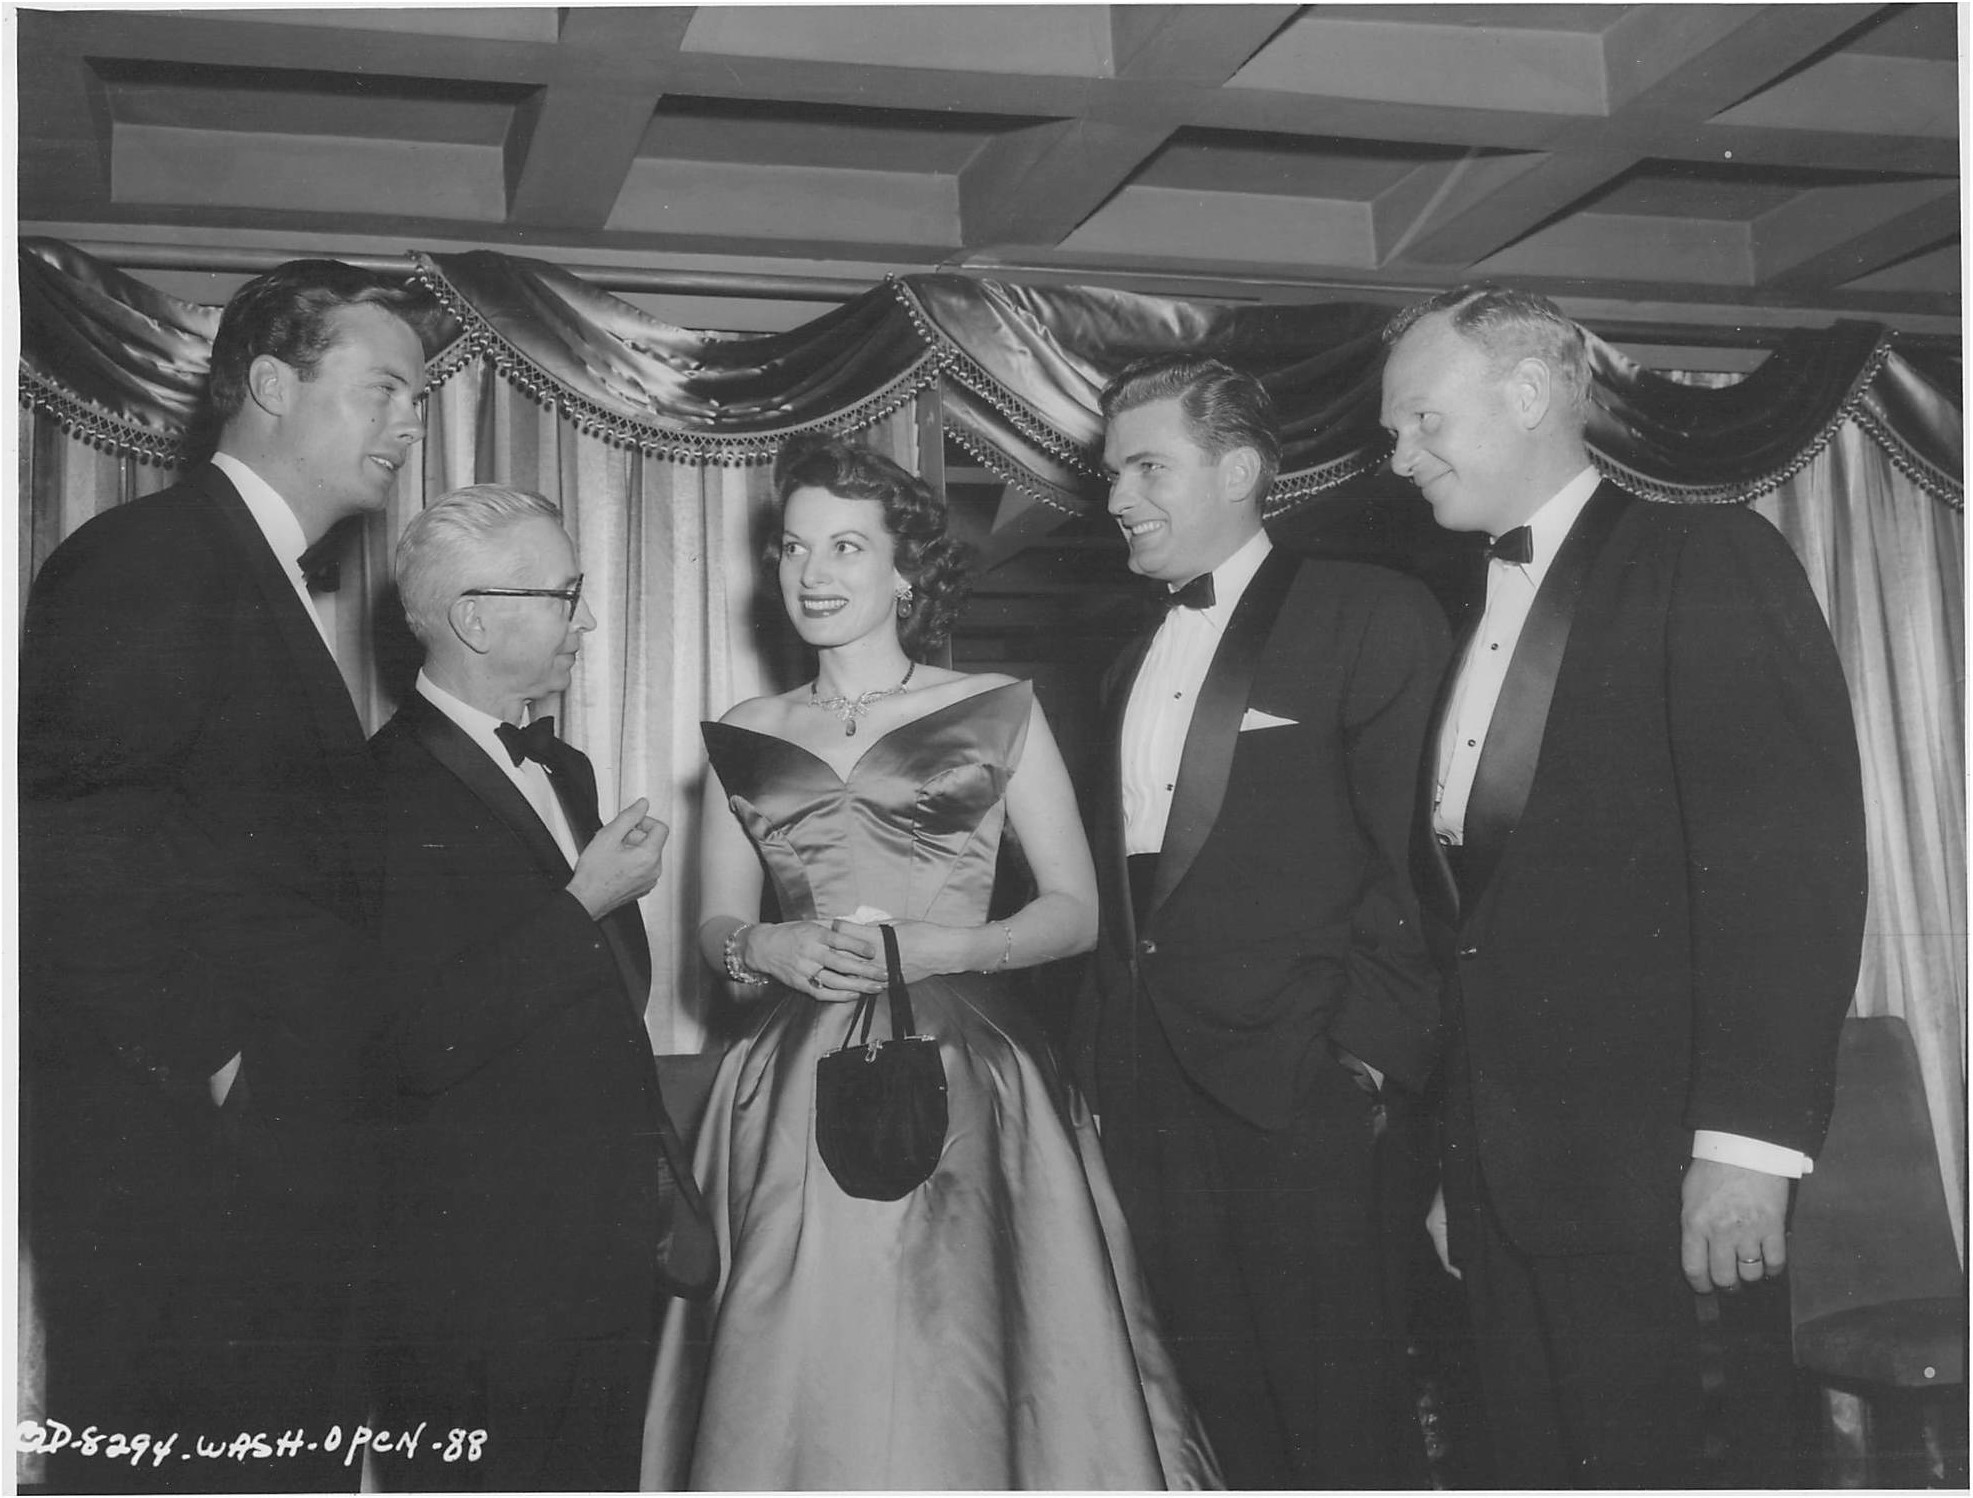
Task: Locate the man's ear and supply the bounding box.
[1216,444,1263,507]
[447,596,492,655]
[246,354,291,418]
[1507,356,1554,431]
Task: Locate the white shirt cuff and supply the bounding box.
[1692,1129,1812,1177]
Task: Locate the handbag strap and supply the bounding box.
[880,924,918,1038]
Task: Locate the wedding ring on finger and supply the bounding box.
[1737,1255,1763,1264]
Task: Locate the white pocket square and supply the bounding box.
[1239,708,1297,731]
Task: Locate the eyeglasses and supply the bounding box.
[459,574,585,619]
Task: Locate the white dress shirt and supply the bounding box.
[1121,529,1273,855]
[1434,466,1808,1178]
[211,451,334,653]
[417,671,582,868]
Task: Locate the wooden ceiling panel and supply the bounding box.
[1060,184,1376,267]
[1843,2,1960,58]
[96,59,529,146]
[1473,210,1756,286]
[113,126,508,223]
[606,158,959,249]
[1844,242,1962,294]
[1228,13,1611,115]
[224,8,564,44]
[680,5,1116,78]
[1590,162,1866,221]
[1136,130,1460,199]
[641,99,1007,174]
[1710,52,1959,137]
[1318,5,1625,34]
[1752,179,1962,288]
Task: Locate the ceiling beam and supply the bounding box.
[1397,3,1883,266]
[502,9,692,226]
[958,5,1299,250]
[1386,149,1632,268]
[1753,179,1962,289]
[958,118,1169,248]
[16,50,114,214]
[1110,5,1300,85]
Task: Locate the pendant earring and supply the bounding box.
[894,584,915,618]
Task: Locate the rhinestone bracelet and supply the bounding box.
[986,920,1014,974]
[723,923,771,985]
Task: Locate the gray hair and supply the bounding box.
[1383,283,1592,423]
[394,484,564,647]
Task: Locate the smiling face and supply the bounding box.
[777,485,907,649]
[1102,396,1261,585]
[1379,311,1537,536]
[474,516,595,709]
[269,302,427,525]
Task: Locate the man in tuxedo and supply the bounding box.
[367,486,716,1492]
[20,260,429,1491]
[1079,355,1449,1487]
[1381,284,1867,1486]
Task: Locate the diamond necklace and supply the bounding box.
[808,661,917,736]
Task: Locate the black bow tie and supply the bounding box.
[1163,572,1216,611]
[1485,526,1534,566]
[495,717,559,768]
[298,546,340,594]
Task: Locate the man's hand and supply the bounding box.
[1425,1185,1461,1280]
[1680,1157,1789,1293]
[567,799,669,920]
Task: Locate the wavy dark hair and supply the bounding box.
[771,435,972,657]
[1100,354,1281,501]
[206,259,432,428]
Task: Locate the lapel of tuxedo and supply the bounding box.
[1151,547,1297,915]
[201,467,382,895]
[404,692,575,882]
[1414,615,1479,931]
[1100,628,1158,955]
[539,738,655,1003]
[1461,483,1631,906]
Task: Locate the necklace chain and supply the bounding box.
[808,661,917,736]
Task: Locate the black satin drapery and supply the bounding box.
[17,237,1963,512]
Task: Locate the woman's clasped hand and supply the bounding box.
[740,918,885,998]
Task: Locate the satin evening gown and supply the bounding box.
[641,681,1221,1491]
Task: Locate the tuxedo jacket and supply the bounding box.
[19,463,384,1282]
[370,691,715,1359]
[1418,484,1868,1259]
[1082,549,1451,1131]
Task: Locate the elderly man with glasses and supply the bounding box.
[366,484,715,1492]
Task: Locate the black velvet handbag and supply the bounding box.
[814,924,948,1201]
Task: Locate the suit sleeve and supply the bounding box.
[1325,576,1453,1090]
[1669,509,1866,1154]
[20,520,367,1080]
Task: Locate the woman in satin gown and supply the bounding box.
[640,437,1220,1491]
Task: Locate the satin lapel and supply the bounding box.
[1152,549,1298,914]
[202,468,372,779]
[403,693,575,884]
[1462,484,1631,903]
[200,469,381,906]
[1101,629,1157,956]
[1414,615,1479,928]
[540,741,654,1002]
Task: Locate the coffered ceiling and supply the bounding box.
[14,4,1963,674]
[16,4,1963,336]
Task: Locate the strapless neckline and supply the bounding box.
[704,679,1026,788]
